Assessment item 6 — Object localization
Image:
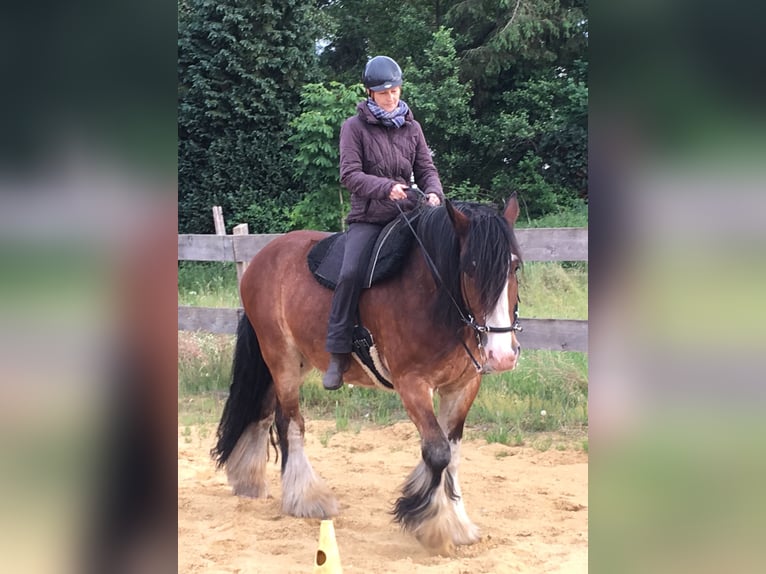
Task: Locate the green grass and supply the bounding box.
[466,349,588,440]
[299,371,408,426]
[178,332,235,395]
[518,261,588,320]
[178,259,588,448]
[515,202,588,228]
[178,261,240,307]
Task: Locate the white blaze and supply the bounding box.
[483,254,519,371]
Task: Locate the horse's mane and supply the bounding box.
[415,201,522,333]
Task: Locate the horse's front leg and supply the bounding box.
[394,379,466,554]
[435,375,483,546]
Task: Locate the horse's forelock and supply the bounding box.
[415,202,520,330]
[463,210,516,314]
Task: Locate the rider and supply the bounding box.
[323,55,445,390]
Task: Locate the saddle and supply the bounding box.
[306,208,423,389]
[307,208,421,290]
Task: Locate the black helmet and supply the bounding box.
[363,56,403,91]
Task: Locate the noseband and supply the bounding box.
[459,298,522,373]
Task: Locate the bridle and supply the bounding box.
[459,273,523,372]
[396,197,522,372]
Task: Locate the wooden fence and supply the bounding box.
[178,228,588,352]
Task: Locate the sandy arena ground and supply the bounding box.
[178,420,587,573]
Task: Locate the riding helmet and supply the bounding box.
[363,56,403,91]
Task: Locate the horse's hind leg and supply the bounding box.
[271,366,338,519]
[226,392,275,498]
[212,315,277,499]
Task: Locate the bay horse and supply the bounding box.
[211,196,522,554]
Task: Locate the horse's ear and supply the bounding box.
[445,199,470,237]
[504,193,520,225]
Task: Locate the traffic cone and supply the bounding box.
[313,519,343,573]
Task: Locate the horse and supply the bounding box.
[211,195,523,554]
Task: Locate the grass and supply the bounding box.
[178,331,235,395]
[178,345,588,448]
[178,261,241,307]
[518,261,588,320]
[515,201,588,229]
[178,259,588,449]
[465,349,588,443]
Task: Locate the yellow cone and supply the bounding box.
[314,519,343,574]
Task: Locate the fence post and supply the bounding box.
[212,206,225,235]
[232,223,249,285]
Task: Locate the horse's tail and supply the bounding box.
[211,314,275,468]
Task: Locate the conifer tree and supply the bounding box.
[178,0,320,232]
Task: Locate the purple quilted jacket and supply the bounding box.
[340,101,444,225]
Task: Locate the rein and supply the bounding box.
[395,196,522,372]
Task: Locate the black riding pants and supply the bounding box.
[325,222,382,354]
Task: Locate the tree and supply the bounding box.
[483,62,588,216]
[318,0,439,83]
[178,0,321,233]
[441,0,588,214]
[446,0,588,113]
[178,0,589,232]
[288,82,363,231]
[403,28,476,193]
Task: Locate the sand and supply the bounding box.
[178,420,587,573]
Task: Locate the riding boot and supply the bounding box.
[322,353,350,390]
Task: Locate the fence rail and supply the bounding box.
[178,228,588,352]
[178,227,588,263]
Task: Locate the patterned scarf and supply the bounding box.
[366,99,410,128]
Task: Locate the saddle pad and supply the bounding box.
[307,209,421,290]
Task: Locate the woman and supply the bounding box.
[323,55,445,390]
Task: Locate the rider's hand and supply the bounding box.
[389,183,408,201]
[425,193,441,206]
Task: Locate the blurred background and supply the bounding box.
[589,0,766,572]
[0,2,177,573]
[1,0,764,573]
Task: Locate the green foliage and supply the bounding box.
[515,200,588,228]
[178,0,321,233]
[446,0,588,102]
[448,180,492,203]
[318,0,437,84]
[289,189,347,232]
[178,0,588,232]
[488,67,588,216]
[404,28,478,188]
[237,195,293,234]
[287,82,363,230]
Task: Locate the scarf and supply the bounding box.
[366,99,410,128]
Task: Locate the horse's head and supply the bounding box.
[446,195,522,373]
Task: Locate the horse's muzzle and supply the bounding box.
[483,343,520,373]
